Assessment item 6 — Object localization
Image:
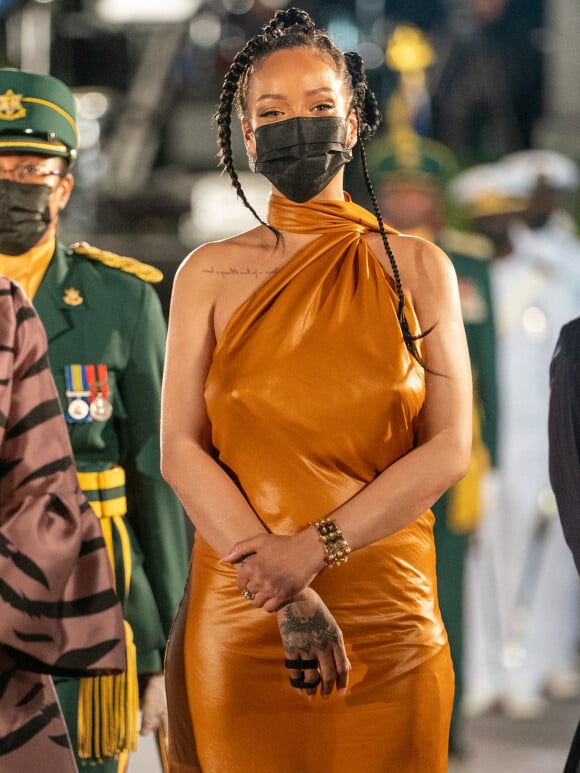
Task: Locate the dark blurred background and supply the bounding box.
[1,0,576,314]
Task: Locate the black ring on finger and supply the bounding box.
[284,658,318,670]
[289,675,321,689]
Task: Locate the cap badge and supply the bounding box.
[0,89,26,121]
[63,287,84,306]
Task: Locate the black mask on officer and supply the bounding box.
[251,116,352,203]
[0,178,53,255]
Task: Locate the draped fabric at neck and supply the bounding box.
[266,192,398,236]
[213,194,403,359]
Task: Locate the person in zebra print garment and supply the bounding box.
[0,275,125,773]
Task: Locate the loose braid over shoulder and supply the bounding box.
[214,7,426,362]
[343,50,428,363]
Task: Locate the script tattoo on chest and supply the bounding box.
[278,600,341,655]
[202,265,280,279]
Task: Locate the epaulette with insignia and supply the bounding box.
[439,227,494,261]
[70,241,163,283]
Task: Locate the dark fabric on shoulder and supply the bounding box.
[548,316,580,575]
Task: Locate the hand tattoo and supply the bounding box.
[278,599,341,654]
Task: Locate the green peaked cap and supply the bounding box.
[0,68,78,160]
[367,128,459,190]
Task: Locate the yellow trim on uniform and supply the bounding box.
[447,399,490,533]
[77,620,138,762]
[86,498,128,518]
[78,467,131,600]
[77,465,138,763]
[439,226,494,261]
[78,466,126,491]
[0,138,69,153]
[71,241,164,284]
[99,516,115,585]
[78,467,128,519]
[22,95,79,139]
[467,192,528,219]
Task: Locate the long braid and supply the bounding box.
[360,139,429,364]
[344,50,429,364]
[215,42,270,229]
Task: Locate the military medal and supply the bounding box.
[90,392,113,421]
[68,396,90,421]
[65,364,91,423]
[86,363,113,422]
[65,363,113,423]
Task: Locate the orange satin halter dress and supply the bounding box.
[165,194,454,773]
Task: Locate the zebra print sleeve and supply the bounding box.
[0,277,125,676]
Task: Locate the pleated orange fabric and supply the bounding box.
[166,194,454,773]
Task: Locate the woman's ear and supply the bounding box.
[242,119,256,156]
[346,109,358,150]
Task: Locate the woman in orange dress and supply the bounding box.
[161,8,472,773]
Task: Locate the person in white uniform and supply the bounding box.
[450,152,580,718]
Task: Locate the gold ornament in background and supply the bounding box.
[385,25,436,73]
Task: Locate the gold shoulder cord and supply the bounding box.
[70,241,164,284]
[77,466,139,762]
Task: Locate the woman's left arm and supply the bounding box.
[331,236,472,548]
[227,238,472,608]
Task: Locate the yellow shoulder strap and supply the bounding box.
[70,241,163,284]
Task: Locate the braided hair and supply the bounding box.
[215,7,424,362]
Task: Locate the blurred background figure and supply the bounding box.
[382,21,436,138]
[367,125,499,758]
[502,149,580,303]
[451,152,580,721]
[430,0,544,164]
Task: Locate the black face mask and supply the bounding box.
[252,116,352,203]
[0,178,53,255]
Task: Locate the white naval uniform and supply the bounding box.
[465,215,580,712]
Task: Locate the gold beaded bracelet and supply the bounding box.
[310,517,351,568]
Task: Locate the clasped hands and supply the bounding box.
[221,531,351,698]
[221,530,324,612]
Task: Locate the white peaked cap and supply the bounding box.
[501,149,580,192]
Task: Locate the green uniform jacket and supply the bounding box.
[34,241,189,673]
[439,227,499,466]
[433,228,499,742]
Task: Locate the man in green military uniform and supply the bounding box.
[0,68,189,771]
[367,127,499,756]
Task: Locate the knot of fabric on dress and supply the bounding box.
[267,193,397,238]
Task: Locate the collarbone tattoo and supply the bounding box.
[202,265,280,279]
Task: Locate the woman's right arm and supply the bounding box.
[160,246,268,555]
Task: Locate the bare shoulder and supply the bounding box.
[177,227,268,278]
[171,225,282,339]
[369,229,457,303]
[174,226,275,294]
